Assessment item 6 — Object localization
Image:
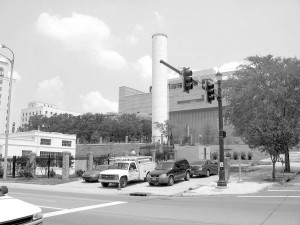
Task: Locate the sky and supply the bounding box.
[0,0,300,128]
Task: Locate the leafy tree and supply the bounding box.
[224,55,300,179]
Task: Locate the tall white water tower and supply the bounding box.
[152,33,168,144]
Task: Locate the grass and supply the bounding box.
[230,165,299,183]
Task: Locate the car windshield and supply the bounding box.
[110,162,129,170]
[94,165,108,171]
[155,162,174,170]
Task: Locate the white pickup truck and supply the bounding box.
[99,156,155,188]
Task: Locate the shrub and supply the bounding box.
[225,151,232,159]
[0,167,3,178]
[19,169,34,178]
[233,151,239,160]
[49,169,56,177]
[241,151,246,160]
[212,152,218,160]
[247,151,253,160]
[76,169,85,177]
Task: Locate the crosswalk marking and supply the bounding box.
[268,190,300,192]
[43,201,127,218]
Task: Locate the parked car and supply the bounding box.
[190,159,218,177]
[148,159,191,186]
[0,186,43,225]
[82,165,109,182]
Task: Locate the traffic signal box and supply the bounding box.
[206,81,215,104]
[182,68,193,93]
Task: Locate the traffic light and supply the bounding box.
[182,67,193,93]
[206,81,215,103]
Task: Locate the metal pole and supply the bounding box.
[217,78,227,187]
[1,45,14,180]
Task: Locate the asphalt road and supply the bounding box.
[7,179,300,225]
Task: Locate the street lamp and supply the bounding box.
[0,44,15,180]
[216,71,227,187]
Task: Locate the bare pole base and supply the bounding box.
[217,180,227,187]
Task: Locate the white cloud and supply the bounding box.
[134,55,152,78]
[35,76,64,106]
[126,34,139,45]
[80,91,118,113]
[134,24,144,31]
[153,11,164,30]
[36,12,127,70]
[214,61,244,73]
[13,71,22,81]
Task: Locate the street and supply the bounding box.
[7,177,300,225]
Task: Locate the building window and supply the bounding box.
[40,151,63,167]
[62,140,72,147]
[40,138,51,145]
[45,111,48,114]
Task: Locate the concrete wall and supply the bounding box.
[173,144,211,163]
[75,143,142,171]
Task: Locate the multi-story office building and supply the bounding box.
[21,101,81,128]
[0,60,16,134]
[119,69,235,144]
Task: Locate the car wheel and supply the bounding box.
[148,182,155,186]
[206,170,210,177]
[101,182,109,187]
[120,177,127,188]
[167,176,175,186]
[184,171,190,181]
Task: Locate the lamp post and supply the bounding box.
[216,71,227,187]
[0,44,15,180]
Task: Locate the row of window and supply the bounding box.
[23,111,57,117]
[40,138,72,147]
[169,82,199,90]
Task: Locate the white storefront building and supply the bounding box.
[0,131,76,173]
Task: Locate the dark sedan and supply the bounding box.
[82,165,109,182]
[190,160,218,177]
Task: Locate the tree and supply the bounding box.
[224,55,300,179]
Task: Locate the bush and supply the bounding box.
[241,151,246,160]
[233,151,239,160]
[212,152,218,160]
[19,169,34,178]
[49,169,56,177]
[225,151,232,159]
[0,167,3,178]
[247,151,253,160]
[76,169,85,177]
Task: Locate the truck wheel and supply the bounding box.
[184,171,190,181]
[120,177,127,188]
[148,182,155,186]
[101,182,109,187]
[167,176,174,186]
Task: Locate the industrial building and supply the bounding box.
[119,69,234,144]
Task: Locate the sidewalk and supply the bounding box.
[0,175,274,197]
[1,153,299,197]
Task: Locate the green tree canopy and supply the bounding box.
[224,55,300,179]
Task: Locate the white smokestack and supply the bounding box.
[152,33,168,144]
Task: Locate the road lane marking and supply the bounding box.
[237,196,300,198]
[43,201,127,218]
[38,206,66,210]
[268,190,300,192]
